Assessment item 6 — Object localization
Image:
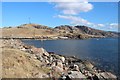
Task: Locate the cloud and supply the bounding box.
[109,23,118,29]
[50,0,118,32]
[57,15,118,31]
[53,1,93,15]
[97,24,105,27]
[109,23,118,27]
[57,15,92,25]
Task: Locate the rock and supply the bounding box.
[66,56,82,65]
[97,72,117,79]
[43,52,49,57]
[36,54,43,61]
[45,59,50,64]
[69,64,79,71]
[60,56,65,63]
[92,75,99,80]
[23,45,33,49]
[20,48,26,51]
[57,60,63,69]
[33,72,49,78]
[42,48,49,56]
[78,63,85,71]
[51,61,56,67]
[31,47,49,57]
[74,64,79,71]
[42,74,49,78]
[83,61,94,70]
[49,56,53,63]
[52,66,63,73]
[67,71,86,78]
[31,47,43,54]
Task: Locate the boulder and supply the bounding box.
[51,62,56,67]
[60,56,65,63]
[97,72,117,79]
[42,48,49,56]
[74,64,79,71]
[49,56,53,63]
[45,59,50,64]
[83,61,94,70]
[31,47,49,57]
[23,45,33,49]
[33,72,49,78]
[31,47,43,54]
[20,48,26,51]
[69,64,79,71]
[67,71,86,78]
[52,66,63,73]
[57,60,63,69]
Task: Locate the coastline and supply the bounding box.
[1,39,118,79]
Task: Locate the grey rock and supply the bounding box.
[97,72,117,79]
[67,71,86,78]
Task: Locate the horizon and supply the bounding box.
[2,2,118,32]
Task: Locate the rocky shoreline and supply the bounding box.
[1,39,117,79]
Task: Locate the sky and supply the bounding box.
[2,1,118,32]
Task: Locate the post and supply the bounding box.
[29,17,31,24]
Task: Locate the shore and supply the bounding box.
[1,39,117,79]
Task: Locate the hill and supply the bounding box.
[55,25,119,37]
[1,23,119,39]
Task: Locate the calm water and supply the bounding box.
[22,38,119,75]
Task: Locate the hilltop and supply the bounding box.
[1,23,119,39]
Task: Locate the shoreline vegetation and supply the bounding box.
[1,39,117,79]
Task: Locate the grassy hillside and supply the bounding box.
[1,23,119,39]
[2,48,50,78]
[2,27,59,38]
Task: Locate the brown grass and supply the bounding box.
[2,48,50,78]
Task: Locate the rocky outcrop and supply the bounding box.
[55,25,119,38]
